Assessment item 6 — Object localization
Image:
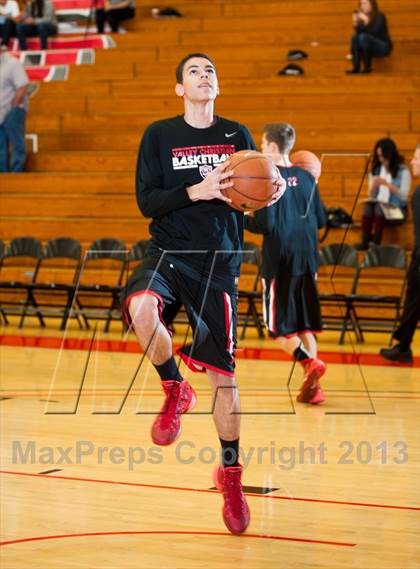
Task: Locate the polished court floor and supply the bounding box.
[1,320,419,568]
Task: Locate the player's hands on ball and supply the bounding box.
[187,161,234,204]
[266,174,287,207]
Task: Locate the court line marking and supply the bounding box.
[1,391,419,400]
[1,388,420,403]
[1,470,418,512]
[0,530,356,548]
[1,334,418,367]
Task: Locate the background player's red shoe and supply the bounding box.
[297,358,326,405]
[151,380,196,445]
[213,464,250,535]
[309,386,325,404]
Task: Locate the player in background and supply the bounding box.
[245,123,327,405]
[121,53,286,534]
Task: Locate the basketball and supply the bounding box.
[291,150,322,181]
[222,150,279,212]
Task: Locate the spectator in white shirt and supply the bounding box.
[357,137,411,249]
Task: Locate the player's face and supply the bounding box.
[177,57,218,102]
[261,135,270,155]
[359,0,372,14]
[410,148,420,178]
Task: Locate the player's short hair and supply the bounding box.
[175,53,217,84]
[264,123,296,153]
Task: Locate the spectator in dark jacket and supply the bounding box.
[96,0,135,33]
[346,0,392,73]
[380,145,420,364]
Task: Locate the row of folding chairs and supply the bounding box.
[0,237,407,342]
[0,237,149,331]
[317,243,408,344]
[230,242,408,344]
[0,236,262,336]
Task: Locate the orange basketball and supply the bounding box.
[222,150,279,212]
[291,150,322,181]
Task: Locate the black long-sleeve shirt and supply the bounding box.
[355,11,393,50]
[245,165,326,277]
[136,115,256,281]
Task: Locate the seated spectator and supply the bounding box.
[0,45,29,172]
[357,138,411,250]
[0,0,19,46]
[346,0,392,74]
[16,0,57,51]
[96,0,135,33]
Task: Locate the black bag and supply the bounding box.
[319,208,353,242]
[326,207,353,228]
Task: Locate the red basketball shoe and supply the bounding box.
[151,380,196,445]
[213,464,250,535]
[297,358,326,405]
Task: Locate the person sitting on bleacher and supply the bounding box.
[346,0,392,74]
[0,45,28,172]
[357,138,411,250]
[16,0,57,50]
[0,0,19,47]
[95,0,135,34]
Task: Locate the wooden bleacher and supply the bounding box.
[1,0,419,263]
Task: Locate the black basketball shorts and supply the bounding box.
[121,256,238,377]
[262,271,322,338]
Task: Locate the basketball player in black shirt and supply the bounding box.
[121,53,286,534]
[245,123,327,405]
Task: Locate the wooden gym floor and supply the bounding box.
[0,320,419,568]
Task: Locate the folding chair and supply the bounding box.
[75,238,127,332]
[0,240,7,324]
[20,237,82,330]
[349,244,407,340]
[238,241,264,339]
[317,243,360,344]
[0,237,43,326]
[126,239,150,275]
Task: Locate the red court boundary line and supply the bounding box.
[0,530,356,548]
[1,334,419,367]
[1,470,418,512]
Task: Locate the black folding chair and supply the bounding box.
[317,243,360,344]
[20,237,82,330]
[0,240,7,324]
[126,239,150,274]
[349,244,407,340]
[75,238,127,332]
[0,237,43,326]
[238,242,264,339]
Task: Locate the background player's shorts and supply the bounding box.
[121,256,238,377]
[262,271,322,338]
